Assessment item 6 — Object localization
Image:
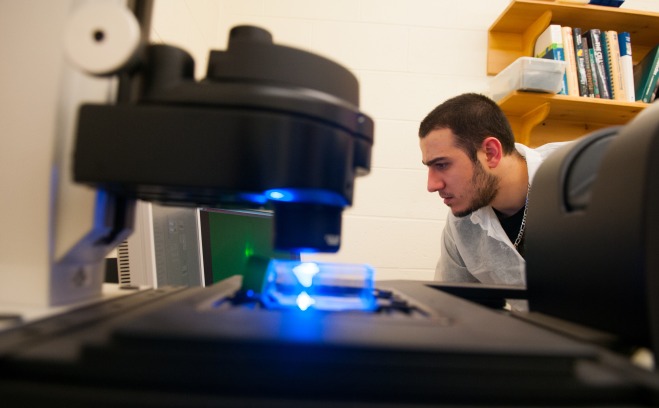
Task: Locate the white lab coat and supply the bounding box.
[435,142,568,287]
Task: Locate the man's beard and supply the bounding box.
[453,160,500,218]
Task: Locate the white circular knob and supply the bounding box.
[64,2,141,75]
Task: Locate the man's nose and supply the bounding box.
[427,170,445,193]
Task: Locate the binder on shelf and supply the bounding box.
[583,29,610,99]
[633,43,659,103]
[601,30,626,101]
[534,24,567,95]
[618,32,636,102]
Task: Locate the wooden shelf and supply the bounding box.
[488,0,659,75]
[488,0,658,145]
[498,91,648,146]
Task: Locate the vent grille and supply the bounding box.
[116,240,132,288]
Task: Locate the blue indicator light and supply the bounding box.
[264,188,348,207]
[261,260,377,312]
[265,189,294,202]
[267,190,288,200]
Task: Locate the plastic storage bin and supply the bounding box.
[490,57,566,102]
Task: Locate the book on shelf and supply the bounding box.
[633,43,659,103]
[572,27,590,97]
[583,29,611,99]
[579,33,596,97]
[585,40,600,97]
[561,26,580,96]
[651,81,659,103]
[617,32,636,103]
[534,24,567,95]
[601,30,626,101]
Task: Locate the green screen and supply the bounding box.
[204,210,298,286]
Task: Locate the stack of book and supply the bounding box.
[534,24,659,103]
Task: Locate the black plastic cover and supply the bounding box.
[526,102,659,351]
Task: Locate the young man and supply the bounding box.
[419,93,564,286]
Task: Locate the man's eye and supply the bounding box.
[433,163,448,170]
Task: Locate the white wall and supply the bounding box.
[0,1,68,305]
[150,0,510,282]
[150,0,659,282]
[0,0,120,307]
[2,0,657,301]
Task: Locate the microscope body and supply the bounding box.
[74,26,374,254]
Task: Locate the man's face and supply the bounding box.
[420,128,499,217]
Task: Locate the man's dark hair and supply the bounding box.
[418,93,516,162]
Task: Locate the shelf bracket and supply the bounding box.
[488,10,553,75]
[523,10,552,57]
[518,102,551,146]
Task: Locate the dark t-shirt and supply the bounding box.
[494,205,526,258]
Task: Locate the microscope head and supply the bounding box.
[73,26,373,253]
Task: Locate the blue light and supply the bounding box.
[296,291,315,311]
[264,188,348,207]
[261,260,377,312]
[265,189,294,202]
[292,262,320,288]
[239,192,268,205]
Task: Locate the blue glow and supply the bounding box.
[239,192,268,205]
[265,189,294,202]
[261,260,377,312]
[296,291,315,311]
[264,188,348,207]
[292,262,320,288]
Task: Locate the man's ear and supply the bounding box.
[481,137,503,168]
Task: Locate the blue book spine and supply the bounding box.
[618,32,631,57]
[617,31,635,102]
